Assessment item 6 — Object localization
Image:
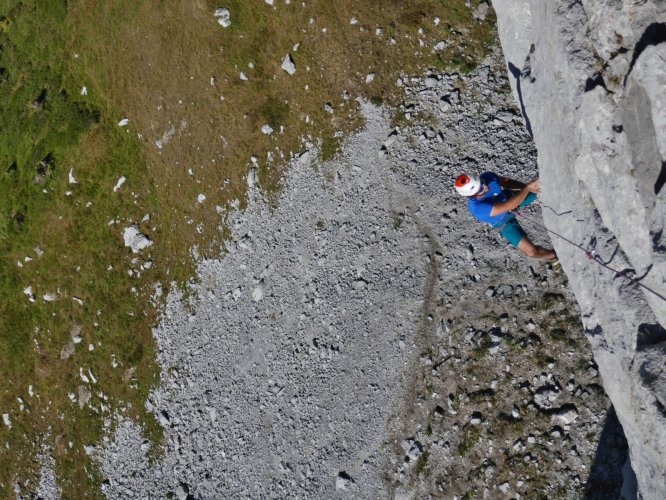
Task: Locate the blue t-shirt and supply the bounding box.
[467,172,512,227]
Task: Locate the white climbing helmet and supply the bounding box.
[455,174,482,196]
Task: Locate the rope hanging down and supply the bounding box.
[511,209,666,303]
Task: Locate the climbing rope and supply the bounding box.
[511,209,666,303]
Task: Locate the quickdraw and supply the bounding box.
[511,209,666,303]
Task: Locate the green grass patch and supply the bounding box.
[259,96,290,130]
[457,425,482,456]
[468,388,495,404]
[370,95,384,107]
[393,213,405,231]
[450,391,461,412]
[321,135,341,162]
[0,1,162,496]
[491,416,526,439]
[414,451,430,476]
[470,336,491,360]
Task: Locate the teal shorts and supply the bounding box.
[495,192,537,247]
[499,218,526,247]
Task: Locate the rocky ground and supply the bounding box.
[80,47,626,499]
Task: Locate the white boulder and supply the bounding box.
[113,176,126,192]
[123,225,153,253]
[214,7,231,27]
[281,54,296,75]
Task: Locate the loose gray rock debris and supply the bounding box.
[97,47,613,499]
[99,102,421,498]
[35,446,60,500]
[376,47,614,499]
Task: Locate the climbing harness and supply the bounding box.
[511,209,666,303]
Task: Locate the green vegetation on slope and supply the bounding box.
[0,1,162,496]
[0,0,496,496]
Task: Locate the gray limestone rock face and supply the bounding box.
[492,0,666,496]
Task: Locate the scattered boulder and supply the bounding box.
[281,54,296,75]
[553,405,579,425]
[33,154,53,184]
[401,438,423,463]
[60,343,75,360]
[425,76,438,88]
[31,88,47,109]
[473,2,489,21]
[71,325,83,344]
[336,471,353,490]
[123,225,153,253]
[351,278,368,290]
[252,284,264,301]
[533,384,561,409]
[214,7,231,27]
[23,286,35,302]
[247,168,257,188]
[175,482,190,500]
[78,385,92,409]
[207,406,218,424]
[113,176,126,192]
[495,284,514,297]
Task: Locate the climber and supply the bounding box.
[454,172,559,265]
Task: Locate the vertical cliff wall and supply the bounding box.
[492,1,666,497]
